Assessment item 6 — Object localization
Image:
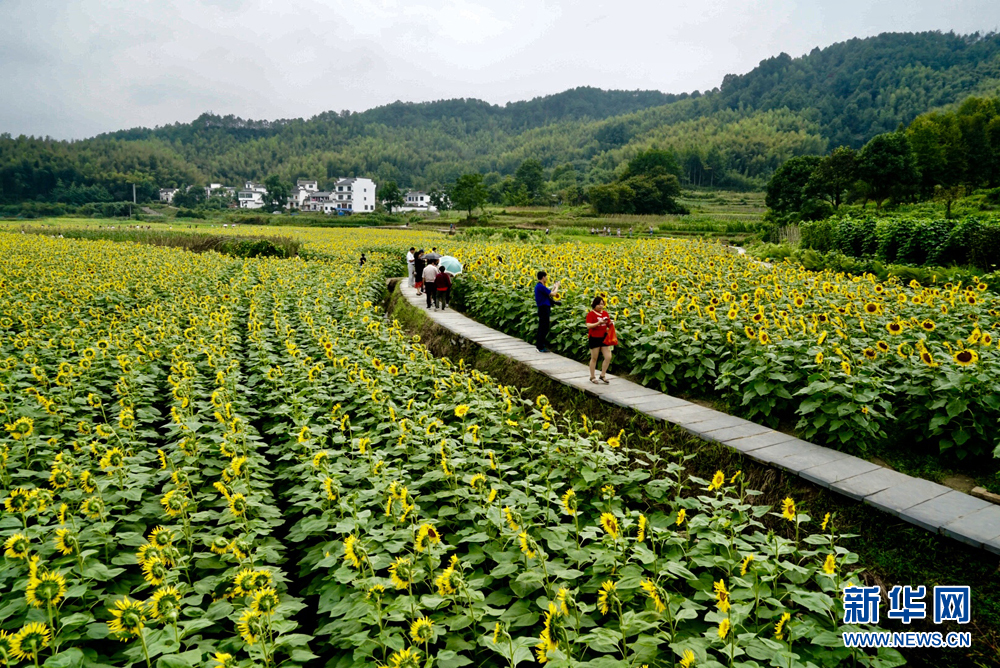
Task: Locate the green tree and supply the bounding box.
[622,148,682,180]
[857,132,920,209]
[765,156,822,215]
[805,146,857,209]
[452,173,488,218]
[172,186,207,209]
[513,159,545,204]
[378,181,404,213]
[262,175,290,211]
[428,188,450,210]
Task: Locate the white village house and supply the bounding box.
[398,190,438,213]
[158,188,179,203]
[237,181,268,209]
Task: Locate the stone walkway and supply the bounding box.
[397,281,1000,555]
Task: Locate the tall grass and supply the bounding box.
[16,226,301,258]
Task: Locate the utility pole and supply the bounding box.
[133,183,137,204]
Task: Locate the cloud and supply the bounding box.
[1,0,999,138]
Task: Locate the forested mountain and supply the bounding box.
[3,30,1000,204]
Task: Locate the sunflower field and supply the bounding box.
[0,229,905,667]
[453,239,1000,460]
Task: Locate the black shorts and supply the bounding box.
[589,336,607,349]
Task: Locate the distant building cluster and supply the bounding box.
[158,177,436,215]
[293,178,377,214]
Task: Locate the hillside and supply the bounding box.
[2,30,1000,203]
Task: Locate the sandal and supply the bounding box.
[589,378,599,384]
[600,376,610,384]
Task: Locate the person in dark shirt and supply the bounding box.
[533,271,559,353]
[414,251,426,295]
[359,253,367,267]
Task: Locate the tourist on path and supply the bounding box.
[586,296,613,383]
[534,270,559,353]
[423,259,440,310]
[406,247,416,287]
[435,269,452,310]
[414,250,426,295]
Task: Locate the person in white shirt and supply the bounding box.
[406,247,416,287]
[422,260,440,310]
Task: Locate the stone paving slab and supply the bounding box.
[940,507,1000,549]
[396,281,1000,553]
[723,430,799,454]
[901,491,995,533]
[866,478,952,517]
[626,394,692,413]
[831,468,914,502]
[800,456,882,489]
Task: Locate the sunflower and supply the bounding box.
[3,532,30,559]
[160,490,188,518]
[251,587,279,616]
[863,348,877,361]
[718,618,731,639]
[637,514,647,542]
[600,512,619,539]
[26,571,66,608]
[864,302,878,314]
[414,524,441,552]
[98,447,125,473]
[237,608,262,646]
[149,526,173,548]
[815,352,824,364]
[841,361,852,376]
[560,489,577,516]
[714,579,731,612]
[758,330,770,345]
[141,555,169,586]
[921,351,938,366]
[675,508,687,525]
[107,596,146,638]
[386,648,422,668]
[410,617,434,644]
[640,579,666,613]
[954,349,977,366]
[823,554,837,575]
[4,416,33,440]
[740,553,755,576]
[744,326,755,339]
[4,488,32,514]
[389,557,413,589]
[518,532,536,559]
[48,467,72,490]
[781,497,796,521]
[876,340,890,353]
[597,580,618,615]
[10,622,50,661]
[886,321,904,335]
[54,528,78,556]
[708,470,725,491]
[774,612,791,640]
[343,535,362,569]
[148,586,182,621]
[227,493,248,518]
[454,404,470,418]
[211,652,238,668]
[794,296,805,307]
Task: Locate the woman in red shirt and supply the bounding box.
[586,296,613,383]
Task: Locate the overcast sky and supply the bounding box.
[3,0,999,140]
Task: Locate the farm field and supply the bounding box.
[452,238,1000,490]
[0,230,909,668]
